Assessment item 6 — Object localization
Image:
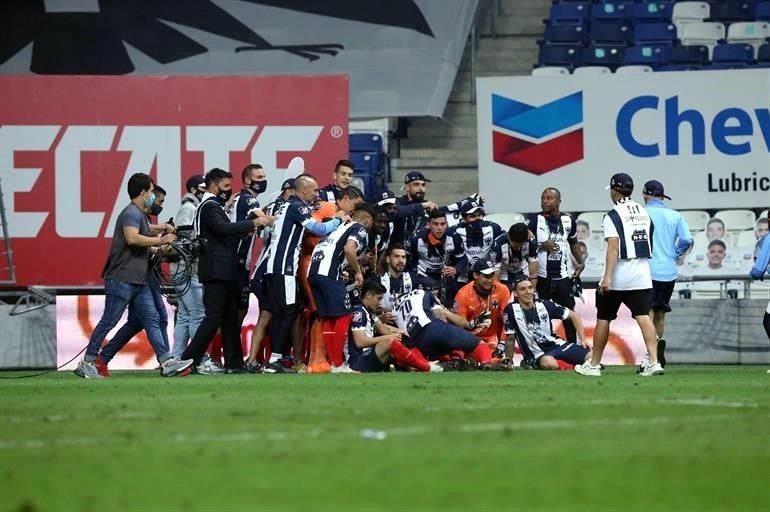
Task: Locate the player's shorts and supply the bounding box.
[650,280,676,313]
[260,274,297,313]
[596,288,651,321]
[349,350,387,373]
[308,274,351,318]
[535,342,589,369]
[236,268,250,310]
[411,321,480,360]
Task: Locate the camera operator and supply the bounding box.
[181,168,272,374]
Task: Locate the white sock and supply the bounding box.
[269,353,282,363]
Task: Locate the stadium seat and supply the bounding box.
[736,229,759,249]
[757,1,770,22]
[758,43,770,63]
[672,1,711,33]
[680,22,726,58]
[708,1,753,22]
[680,210,711,231]
[539,24,588,46]
[531,66,571,76]
[581,44,625,68]
[591,2,632,22]
[485,212,526,229]
[711,43,755,67]
[660,44,710,69]
[577,211,607,231]
[538,45,580,68]
[726,22,770,51]
[590,21,634,45]
[630,2,673,23]
[547,3,591,25]
[633,22,677,46]
[573,65,613,75]
[623,45,669,67]
[716,209,757,231]
[349,133,384,153]
[615,64,654,72]
[349,152,383,177]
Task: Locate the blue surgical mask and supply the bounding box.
[144,192,156,208]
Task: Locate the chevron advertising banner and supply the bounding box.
[478,69,770,213]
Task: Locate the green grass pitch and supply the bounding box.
[1,366,769,512]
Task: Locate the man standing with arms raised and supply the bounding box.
[576,173,662,377]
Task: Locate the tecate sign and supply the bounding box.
[477,69,770,213]
[0,75,348,286]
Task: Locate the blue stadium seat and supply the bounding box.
[591,2,632,22]
[547,3,591,25]
[757,2,770,22]
[757,42,770,63]
[590,21,633,45]
[708,1,753,23]
[633,21,677,46]
[630,2,673,23]
[711,42,755,67]
[581,44,625,68]
[538,24,587,46]
[349,133,384,153]
[349,152,383,177]
[538,45,580,68]
[660,44,709,70]
[623,45,669,67]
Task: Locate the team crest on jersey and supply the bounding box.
[492,299,499,309]
[353,310,363,323]
[358,227,368,238]
[299,206,310,215]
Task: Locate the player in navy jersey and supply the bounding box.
[494,222,538,291]
[450,200,503,284]
[529,187,584,343]
[378,243,418,324]
[348,280,441,373]
[503,276,591,370]
[392,288,495,370]
[318,159,354,203]
[308,203,376,372]
[260,175,349,373]
[406,209,466,307]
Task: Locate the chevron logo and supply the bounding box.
[491,91,583,174]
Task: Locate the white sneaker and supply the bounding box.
[639,361,664,377]
[73,360,102,379]
[428,362,444,373]
[330,363,358,374]
[637,356,649,374]
[196,355,225,375]
[575,362,602,377]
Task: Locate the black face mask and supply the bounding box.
[467,219,483,236]
[249,180,267,194]
[194,190,205,201]
[149,204,163,216]
[217,189,233,204]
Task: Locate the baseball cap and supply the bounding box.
[461,200,485,216]
[642,179,671,200]
[281,178,295,191]
[404,171,431,184]
[377,189,397,205]
[472,259,497,275]
[185,175,206,192]
[605,172,634,192]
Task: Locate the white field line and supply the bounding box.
[0,414,747,451]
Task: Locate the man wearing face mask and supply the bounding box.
[234,164,267,324]
[449,201,504,287]
[181,168,272,374]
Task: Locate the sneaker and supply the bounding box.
[160,357,193,377]
[225,366,248,374]
[639,361,664,377]
[196,356,225,375]
[244,360,263,374]
[73,360,102,379]
[263,361,295,374]
[637,357,649,374]
[575,362,602,377]
[292,362,308,374]
[657,339,667,368]
[93,355,110,377]
[493,359,515,372]
[428,362,444,373]
[330,363,358,374]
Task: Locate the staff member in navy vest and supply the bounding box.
[576,173,662,378]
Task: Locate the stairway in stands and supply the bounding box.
[389,0,550,207]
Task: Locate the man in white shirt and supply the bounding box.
[576,173,663,377]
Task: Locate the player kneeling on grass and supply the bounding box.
[392,287,495,370]
[502,275,592,370]
[348,280,442,372]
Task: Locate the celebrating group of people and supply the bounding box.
[75,159,707,378]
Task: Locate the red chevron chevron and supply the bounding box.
[492,129,583,174]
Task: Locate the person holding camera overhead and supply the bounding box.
[181,168,272,374]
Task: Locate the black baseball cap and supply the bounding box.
[281,178,295,191]
[606,172,634,193]
[461,200,485,216]
[472,259,497,275]
[642,179,671,200]
[185,175,206,192]
[404,171,431,184]
[377,189,397,205]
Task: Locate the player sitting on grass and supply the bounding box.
[502,275,591,370]
[347,280,442,373]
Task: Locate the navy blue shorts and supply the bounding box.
[349,350,387,373]
[308,274,351,318]
[536,342,589,368]
[412,321,480,360]
[236,268,250,310]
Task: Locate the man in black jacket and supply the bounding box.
[181,168,272,373]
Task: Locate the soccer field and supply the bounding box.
[1,366,768,512]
